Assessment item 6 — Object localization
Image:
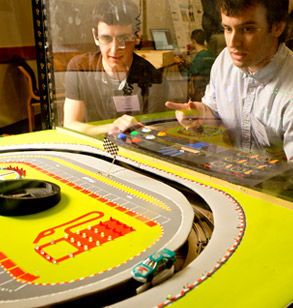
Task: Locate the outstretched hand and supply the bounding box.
[165,100,206,129]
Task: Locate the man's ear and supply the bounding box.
[92,28,99,46]
[273,21,286,38]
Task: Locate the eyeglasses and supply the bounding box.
[97,34,136,46]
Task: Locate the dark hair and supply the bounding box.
[191,29,206,45]
[216,0,289,42]
[92,0,140,36]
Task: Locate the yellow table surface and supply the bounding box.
[0,129,292,308]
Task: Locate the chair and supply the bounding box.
[12,55,41,132]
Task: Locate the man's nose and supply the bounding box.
[227,30,242,48]
[110,39,126,51]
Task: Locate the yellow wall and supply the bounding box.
[0,0,35,47]
[0,0,37,129]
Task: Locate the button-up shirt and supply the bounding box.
[202,43,293,161]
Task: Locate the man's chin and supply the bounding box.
[109,61,130,70]
[231,59,248,69]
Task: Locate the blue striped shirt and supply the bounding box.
[202,43,293,161]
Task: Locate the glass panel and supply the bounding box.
[49,0,192,130]
[44,0,293,201]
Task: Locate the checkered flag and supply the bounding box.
[103,136,119,157]
[103,136,119,177]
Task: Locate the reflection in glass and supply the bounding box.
[47,0,293,197]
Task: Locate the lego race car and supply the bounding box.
[131,248,176,283]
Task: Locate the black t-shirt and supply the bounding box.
[65,52,167,122]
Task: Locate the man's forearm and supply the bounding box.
[64,121,112,136]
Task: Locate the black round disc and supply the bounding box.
[0,179,61,216]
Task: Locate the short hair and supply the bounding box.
[216,0,289,42]
[191,29,206,45]
[92,0,141,36]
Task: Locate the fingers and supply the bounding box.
[165,101,188,110]
[108,115,142,135]
[187,100,200,109]
[166,100,205,130]
[165,100,202,112]
[178,116,203,130]
[175,110,202,128]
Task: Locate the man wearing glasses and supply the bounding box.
[64,0,167,135]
